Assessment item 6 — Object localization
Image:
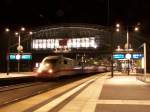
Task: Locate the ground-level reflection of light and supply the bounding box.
[106,76,146,86]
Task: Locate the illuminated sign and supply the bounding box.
[22,54,32,60]
[9,54,16,60]
[16,54,21,60]
[9,53,32,60]
[132,54,143,59]
[125,53,131,59]
[113,53,143,60]
[32,37,97,49]
[113,54,125,59]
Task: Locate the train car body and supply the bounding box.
[35,55,109,78]
[36,56,81,77]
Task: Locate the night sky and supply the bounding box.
[0,0,150,34]
[0,0,150,71]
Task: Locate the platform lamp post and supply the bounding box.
[5,28,10,75]
[15,27,25,72]
[28,31,33,71]
[110,24,120,78]
[116,23,139,75]
[109,24,120,77]
[28,31,33,52]
[144,43,147,76]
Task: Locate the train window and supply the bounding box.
[64,60,68,64]
[45,59,58,64]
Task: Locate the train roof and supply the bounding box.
[42,55,74,62]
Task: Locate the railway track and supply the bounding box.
[0,82,44,92]
[0,73,105,107]
[0,81,55,107]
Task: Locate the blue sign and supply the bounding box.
[113,54,125,59]
[9,54,16,60]
[9,53,32,61]
[22,54,32,60]
[113,53,143,60]
[132,54,143,59]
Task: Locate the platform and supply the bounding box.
[0,72,35,79]
[55,75,150,112]
[1,72,150,112]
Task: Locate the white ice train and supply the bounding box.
[36,55,109,78]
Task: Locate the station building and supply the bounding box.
[30,24,112,69]
[7,24,149,72]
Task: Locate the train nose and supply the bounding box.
[37,69,42,73]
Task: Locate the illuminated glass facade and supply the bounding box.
[32,37,97,49]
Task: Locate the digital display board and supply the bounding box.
[32,37,97,49]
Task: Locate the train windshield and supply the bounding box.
[44,59,58,64]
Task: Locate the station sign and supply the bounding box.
[125,53,131,59]
[113,53,143,60]
[9,53,32,61]
[9,54,16,60]
[113,54,125,59]
[132,54,143,59]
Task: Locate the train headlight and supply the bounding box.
[48,69,53,73]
